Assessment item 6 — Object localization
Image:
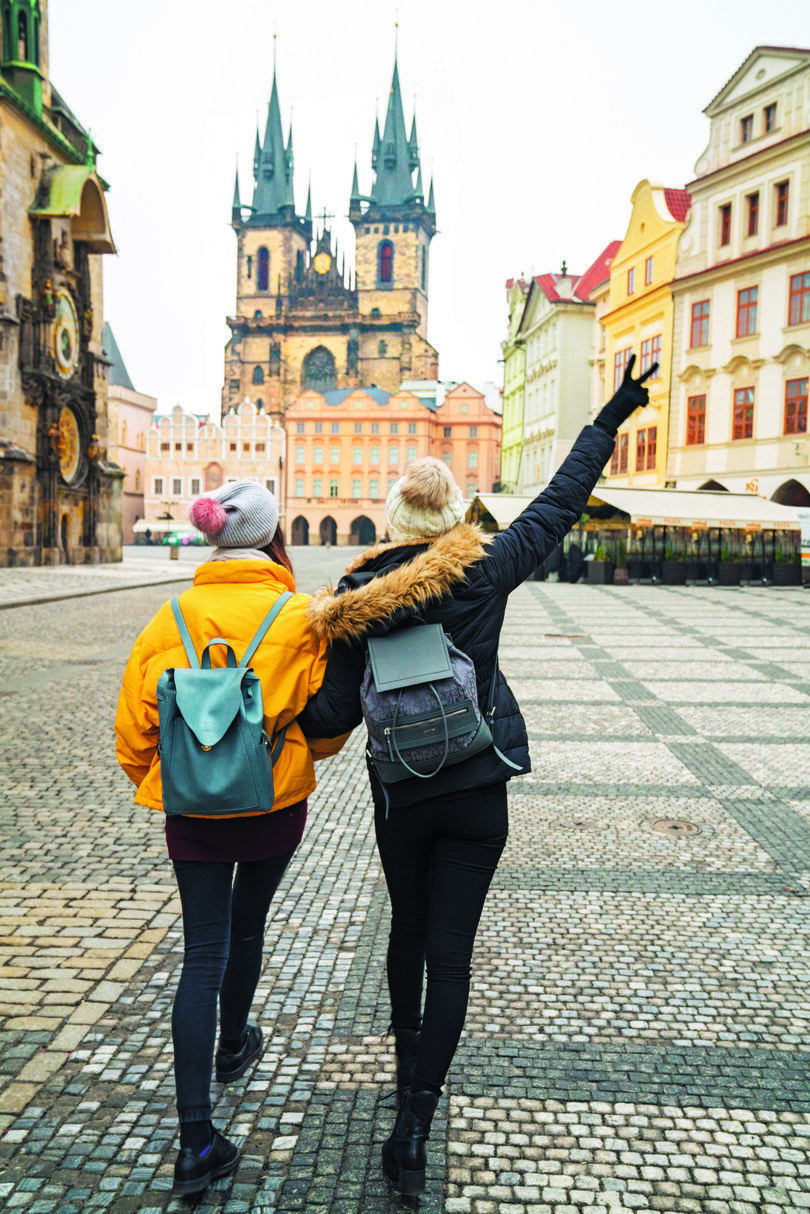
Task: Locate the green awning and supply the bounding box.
[29,167,115,253]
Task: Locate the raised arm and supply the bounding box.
[483,356,658,594]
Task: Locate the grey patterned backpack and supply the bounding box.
[360,622,498,785]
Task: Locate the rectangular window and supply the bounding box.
[229,442,237,452]
[313,445,323,463]
[388,476,397,491]
[186,442,194,452]
[690,299,710,347]
[255,442,265,453]
[296,421,305,434]
[174,442,182,452]
[733,387,755,439]
[746,191,759,236]
[329,480,339,498]
[775,180,789,226]
[467,449,478,469]
[295,445,305,463]
[613,347,631,391]
[190,477,201,496]
[618,432,629,474]
[354,422,363,434]
[171,477,182,496]
[264,478,276,494]
[627,267,635,295]
[719,203,732,246]
[785,378,808,434]
[353,446,362,464]
[443,426,452,438]
[764,102,777,132]
[388,446,399,466]
[406,446,417,462]
[370,446,380,464]
[788,272,810,326]
[736,286,758,337]
[740,114,753,143]
[636,429,647,472]
[407,421,417,434]
[469,425,478,437]
[331,422,340,435]
[313,477,322,496]
[329,446,339,463]
[161,442,170,453]
[314,421,323,434]
[686,395,706,445]
[466,482,477,498]
[370,422,380,434]
[645,256,653,286]
[640,338,652,373]
[389,422,399,434]
[294,477,304,495]
[610,444,619,476]
[242,442,250,453]
[369,478,379,498]
[153,477,164,495]
[645,425,657,470]
[441,449,451,464]
[352,478,362,497]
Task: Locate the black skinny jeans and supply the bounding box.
[374,783,508,1089]
[171,851,293,1123]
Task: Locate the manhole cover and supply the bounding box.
[652,818,701,838]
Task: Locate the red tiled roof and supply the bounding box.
[533,272,561,302]
[505,276,530,292]
[664,188,692,221]
[574,240,621,301]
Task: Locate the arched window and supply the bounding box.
[378,340,387,357]
[135,469,141,491]
[246,255,253,279]
[17,8,27,60]
[253,365,264,384]
[295,250,305,283]
[421,246,427,291]
[257,246,270,292]
[2,7,12,62]
[378,240,394,285]
[301,346,337,393]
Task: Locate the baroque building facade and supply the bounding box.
[668,46,810,509]
[0,0,119,565]
[222,57,438,418]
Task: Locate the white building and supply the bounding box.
[668,45,810,511]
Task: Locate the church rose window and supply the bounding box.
[258,247,270,292]
[378,241,394,285]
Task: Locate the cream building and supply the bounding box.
[668,45,810,510]
[104,324,157,543]
[499,279,528,492]
[142,400,285,540]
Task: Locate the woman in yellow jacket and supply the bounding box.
[115,481,345,1196]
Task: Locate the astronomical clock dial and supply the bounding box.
[52,286,80,381]
[57,406,81,483]
[312,251,332,275]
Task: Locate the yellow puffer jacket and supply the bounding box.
[115,558,348,816]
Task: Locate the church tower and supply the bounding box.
[349,55,438,383]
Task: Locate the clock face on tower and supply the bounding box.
[312,251,332,275]
[57,406,81,483]
[52,287,80,381]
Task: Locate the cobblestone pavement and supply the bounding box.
[0,562,808,1213]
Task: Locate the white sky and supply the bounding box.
[49,0,808,419]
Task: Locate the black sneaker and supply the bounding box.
[172,1127,239,1195]
[215,1023,263,1083]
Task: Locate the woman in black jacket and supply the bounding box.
[299,358,656,1194]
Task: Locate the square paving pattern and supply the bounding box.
[0,564,808,1213]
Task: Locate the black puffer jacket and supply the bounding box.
[299,423,614,808]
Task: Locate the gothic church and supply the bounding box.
[222,56,438,417]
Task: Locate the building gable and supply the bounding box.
[705,46,810,116]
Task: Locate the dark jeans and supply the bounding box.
[171,851,294,1123]
[374,783,508,1088]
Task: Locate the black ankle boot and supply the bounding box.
[381,1088,439,1195]
[393,1026,421,1096]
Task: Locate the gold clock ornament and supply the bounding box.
[52,286,80,380]
[56,406,81,483]
[312,251,332,275]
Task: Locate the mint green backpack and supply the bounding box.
[156,591,292,817]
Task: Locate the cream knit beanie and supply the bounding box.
[385,457,466,543]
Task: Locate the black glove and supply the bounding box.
[594,354,659,436]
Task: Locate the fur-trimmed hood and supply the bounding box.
[306,523,488,645]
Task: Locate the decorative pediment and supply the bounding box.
[723,354,764,375]
[705,47,810,116]
[773,343,809,367]
[679,363,715,384]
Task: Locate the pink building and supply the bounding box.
[104,325,157,544]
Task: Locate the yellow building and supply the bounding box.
[601,181,692,486]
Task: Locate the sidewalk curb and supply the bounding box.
[0,575,194,611]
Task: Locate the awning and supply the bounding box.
[468,488,801,533]
[29,167,116,254]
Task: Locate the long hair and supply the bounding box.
[260,525,293,575]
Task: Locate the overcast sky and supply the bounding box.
[49,0,807,418]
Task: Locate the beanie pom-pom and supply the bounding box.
[399,457,458,511]
[189,496,227,534]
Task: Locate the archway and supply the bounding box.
[204,462,224,490]
[290,515,309,546]
[349,515,376,545]
[319,515,337,546]
[771,479,810,507]
[698,479,728,491]
[301,346,337,393]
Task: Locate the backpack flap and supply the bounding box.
[173,666,250,747]
[367,624,453,693]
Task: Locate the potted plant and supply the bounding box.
[613,538,629,586]
[718,546,742,586]
[772,548,803,586]
[588,543,614,585]
[662,544,687,586]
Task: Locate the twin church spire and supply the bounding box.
[232,52,435,231]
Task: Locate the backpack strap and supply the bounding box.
[170,597,201,669]
[486,661,523,772]
[238,590,293,668]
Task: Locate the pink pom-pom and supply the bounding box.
[189,496,227,534]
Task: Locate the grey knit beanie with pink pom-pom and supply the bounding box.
[188,480,279,548]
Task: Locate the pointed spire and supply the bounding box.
[427,176,436,218]
[408,114,419,171]
[414,166,423,200]
[370,56,415,206]
[305,179,312,224]
[371,115,381,170]
[253,128,261,176]
[232,167,242,226]
[349,156,362,219]
[252,64,296,220]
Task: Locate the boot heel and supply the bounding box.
[397,1165,425,1195]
